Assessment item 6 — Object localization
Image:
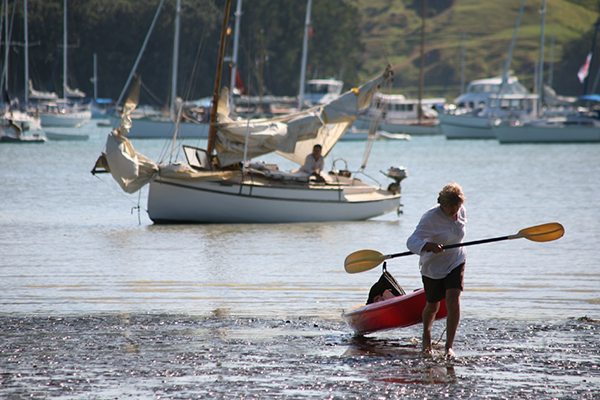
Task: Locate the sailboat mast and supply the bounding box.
[170,0,181,121]
[93,53,97,99]
[2,0,8,96]
[460,32,466,95]
[417,0,426,123]
[298,0,312,111]
[536,0,546,118]
[63,0,67,100]
[229,0,242,115]
[496,0,526,108]
[24,0,28,103]
[547,30,554,87]
[206,0,232,159]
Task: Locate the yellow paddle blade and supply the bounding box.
[513,222,565,242]
[344,250,388,274]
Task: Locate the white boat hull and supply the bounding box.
[353,116,440,135]
[40,110,91,127]
[44,131,89,141]
[147,178,400,223]
[108,115,208,138]
[493,125,600,143]
[439,113,495,139]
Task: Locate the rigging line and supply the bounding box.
[360,75,391,170]
[133,188,143,225]
[92,174,149,214]
[140,79,165,107]
[181,3,212,102]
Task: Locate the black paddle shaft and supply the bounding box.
[387,235,511,259]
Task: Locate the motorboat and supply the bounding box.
[353,92,445,135]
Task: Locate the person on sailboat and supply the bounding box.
[406,182,467,359]
[299,144,325,181]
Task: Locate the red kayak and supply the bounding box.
[342,288,448,335]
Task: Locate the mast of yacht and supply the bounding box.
[536,0,546,118]
[229,0,242,115]
[92,53,97,100]
[460,32,466,95]
[547,30,554,88]
[417,0,426,123]
[495,0,526,114]
[206,0,233,160]
[170,0,181,121]
[297,0,312,111]
[63,0,67,100]
[24,0,28,103]
[1,0,9,98]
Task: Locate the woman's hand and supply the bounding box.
[423,242,444,254]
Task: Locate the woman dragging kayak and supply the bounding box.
[407,183,467,358]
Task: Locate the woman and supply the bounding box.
[406,183,467,358]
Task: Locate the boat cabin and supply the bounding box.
[372,93,446,121]
[455,75,529,110]
[304,78,344,105]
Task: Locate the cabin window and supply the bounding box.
[407,104,413,111]
[395,104,400,111]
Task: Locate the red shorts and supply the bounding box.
[421,262,465,303]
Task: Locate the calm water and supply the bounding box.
[1,122,599,398]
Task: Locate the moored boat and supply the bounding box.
[342,288,448,335]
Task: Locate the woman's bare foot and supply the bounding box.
[422,346,433,357]
[445,348,456,359]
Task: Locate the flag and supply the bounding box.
[578,52,592,83]
[235,70,246,95]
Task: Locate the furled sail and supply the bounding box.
[214,68,390,167]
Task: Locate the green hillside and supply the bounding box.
[355,0,599,100]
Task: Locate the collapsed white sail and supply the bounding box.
[97,69,390,194]
[214,71,387,166]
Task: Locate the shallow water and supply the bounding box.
[1,122,599,397]
[1,315,598,399]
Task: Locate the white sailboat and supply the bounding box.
[439,0,533,140]
[93,2,405,224]
[0,0,43,137]
[493,95,600,143]
[36,0,91,129]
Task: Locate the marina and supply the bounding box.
[1,0,600,397]
[1,123,599,397]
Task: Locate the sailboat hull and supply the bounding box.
[40,110,91,127]
[147,178,401,223]
[439,113,496,139]
[493,124,600,143]
[108,115,209,139]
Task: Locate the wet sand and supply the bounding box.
[1,314,598,399]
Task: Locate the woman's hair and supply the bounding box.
[437,182,466,207]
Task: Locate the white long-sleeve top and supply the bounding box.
[299,154,324,175]
[406,205,467,279]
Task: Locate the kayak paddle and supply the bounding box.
[344,222,564,274]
